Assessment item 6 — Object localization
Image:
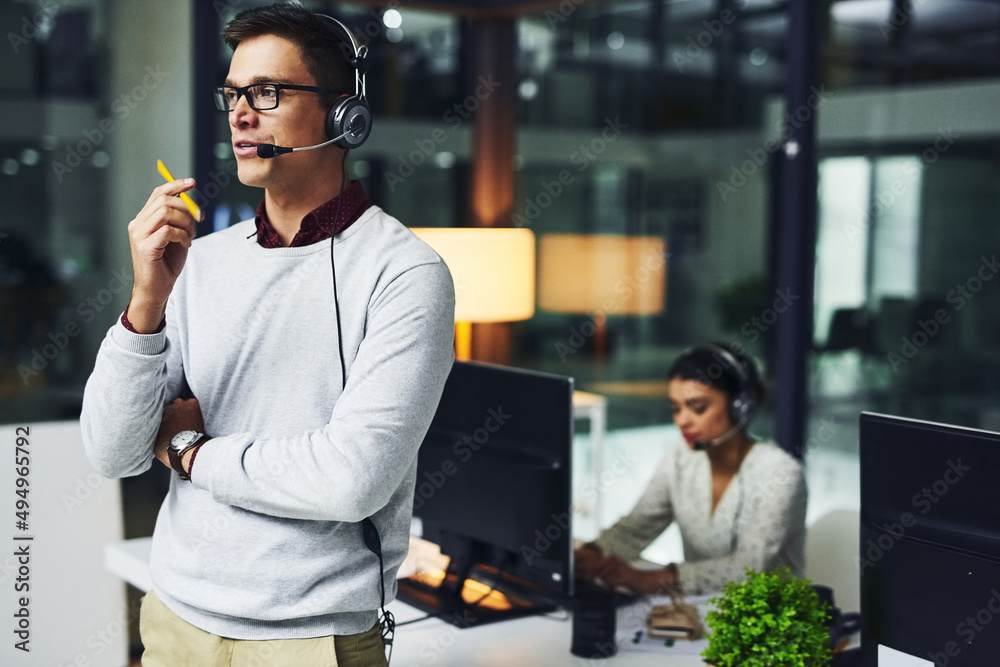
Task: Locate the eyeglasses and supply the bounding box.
[213,83,336,111]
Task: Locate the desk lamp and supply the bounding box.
[410,228,535,361]
[537,234,667,358]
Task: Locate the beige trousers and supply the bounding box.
[140,589,388,667]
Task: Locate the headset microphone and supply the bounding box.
[256,118,366,158]
[692,416,750,451]
[684,343,760,451]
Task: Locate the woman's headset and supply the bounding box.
[674,343,762,450]
[704,343,760,430]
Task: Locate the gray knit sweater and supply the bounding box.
[80,206,455,639]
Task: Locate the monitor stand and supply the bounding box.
[396,555,557,629]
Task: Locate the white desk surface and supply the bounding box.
[106,538,707,666]
[386,601,708,666]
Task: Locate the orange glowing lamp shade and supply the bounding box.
[409,228,536,361]
[537,234,667,316]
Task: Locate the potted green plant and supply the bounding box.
[701,568,833,667]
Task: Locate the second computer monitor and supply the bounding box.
[860,412,1000,665]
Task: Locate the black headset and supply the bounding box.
[316,14,372,150]
[704,343,760,429]
[674,343,761,451]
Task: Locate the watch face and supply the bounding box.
[170,430,201,451]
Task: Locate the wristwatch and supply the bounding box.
[168,430,206,481]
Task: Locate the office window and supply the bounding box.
[815,157,870,349]
[511,1,783,435]
[810,3,1000,453]
[0,0,112,424]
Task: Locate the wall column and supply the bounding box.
[468,17,518,364]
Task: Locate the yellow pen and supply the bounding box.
[156,159,203,220]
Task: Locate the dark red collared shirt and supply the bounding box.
[253,180,369,249]
[123,181,370,333]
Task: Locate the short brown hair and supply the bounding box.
[222,3,352,108]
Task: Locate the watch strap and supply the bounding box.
[183,438,208,480]
[167,443,185,478]
[168,433,207,481]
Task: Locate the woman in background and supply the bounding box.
[575,343,807,595]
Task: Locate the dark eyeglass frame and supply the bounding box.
[213,83,337,111]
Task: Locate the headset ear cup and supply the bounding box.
[730,392,757,427]
[327,96,372,150]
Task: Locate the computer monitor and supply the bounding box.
[397,361,574,628]
[860,412,1000,666]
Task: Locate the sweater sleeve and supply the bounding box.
[188,261,455,522]
[676,453,808,595]
[592,452,676,562]
[80,299,188,479]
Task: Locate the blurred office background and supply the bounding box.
[1,0,1000,662]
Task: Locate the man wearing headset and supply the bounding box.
[80,4,454,665]
[575,343,807,596]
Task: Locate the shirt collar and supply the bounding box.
[253,180,370,249]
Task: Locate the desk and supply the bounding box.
[572,390,607,527]
[387,600,708,666]
[106,538,707,666]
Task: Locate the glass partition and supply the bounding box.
[811,0,1000,455]
[0,0,112,424]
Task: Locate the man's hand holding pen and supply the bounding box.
[126,166,203,334]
